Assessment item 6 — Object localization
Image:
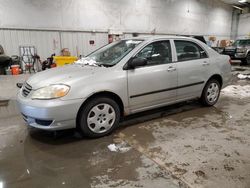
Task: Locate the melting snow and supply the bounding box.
[221,85,250,98]
[107,144,118,152]
[237,74,250,80]
[107,142,131,153]
[74,57,99,66]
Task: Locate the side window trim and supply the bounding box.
[170,39,178,62]
[174,39,209,62]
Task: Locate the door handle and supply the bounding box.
[167,66,176,72]
[202,61,210,66]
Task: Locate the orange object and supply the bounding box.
[50,63,57,68]
[11,65,20,75]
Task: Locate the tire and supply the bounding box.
[78,97,120,138]
[241,59,247,65]
[241,53,250,65]
[201,79,221,106]
[246,53,250,64]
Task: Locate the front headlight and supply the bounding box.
[236,48,247,53]
[32,85,70,99]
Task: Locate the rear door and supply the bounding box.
[127,40,177,112]
[174,40,210,100]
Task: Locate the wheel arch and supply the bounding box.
[76,91,125,128]
[201,74,223,98]
[207,74,223,87]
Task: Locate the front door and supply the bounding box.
[127,40,178,112]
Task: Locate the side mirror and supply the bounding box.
[128,57,147,69]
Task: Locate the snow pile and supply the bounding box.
[221,85,250,98]
[75,57,98,66]
[237,74,250,80]
[107,142,131,153]
[107,144,118,152]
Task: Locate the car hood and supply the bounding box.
[225,45,250,50]
[27,64,104,89]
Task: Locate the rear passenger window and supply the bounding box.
[175,40,208,62]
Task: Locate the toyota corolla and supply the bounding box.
[17,36,232,137]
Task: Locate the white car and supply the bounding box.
[17,36,232,137]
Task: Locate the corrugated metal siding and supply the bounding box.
[0,29,108,59]
[60,32,108,56]
[0,29,61,58]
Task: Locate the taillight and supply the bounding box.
[229,58,232,64]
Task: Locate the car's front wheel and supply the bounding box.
[78,97,120,138]
[201,79,221,106]
[246,53,250,64]
[241,53,250,65]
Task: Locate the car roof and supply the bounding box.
[237,39,250,41]
[123,35,198,41]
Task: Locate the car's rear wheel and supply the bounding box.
[201,79,221,106]
[78,97,120,138]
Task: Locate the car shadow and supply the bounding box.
[29,99,205,144]
[119,99,203,128]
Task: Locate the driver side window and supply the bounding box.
[135,40,172,66]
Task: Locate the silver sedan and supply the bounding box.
[17,36,232,137]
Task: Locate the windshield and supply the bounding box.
[232,40,250,47]
[86,39,143,66]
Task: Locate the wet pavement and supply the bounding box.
[0,100,182,188]
[0,65,250,188]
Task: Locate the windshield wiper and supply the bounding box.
[97,63,113,67]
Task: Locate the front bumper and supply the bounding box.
[17,91,84,131]
[234,52,247,59]
[223,52,247,60]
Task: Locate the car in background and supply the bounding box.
[17,36,232,138]
[223,39,250,65]
[0,45,11,74]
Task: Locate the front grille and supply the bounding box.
[224,49,236,56]
[22,82,32,97]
